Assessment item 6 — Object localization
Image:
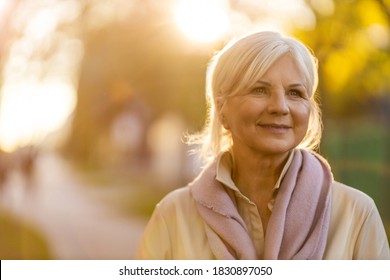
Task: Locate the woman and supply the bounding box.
[135,31,390,259]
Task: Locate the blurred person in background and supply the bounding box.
[17,145,39,187]
[135,31,390,260]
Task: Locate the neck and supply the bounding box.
[230,147,290,195]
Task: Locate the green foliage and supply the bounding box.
[321,118,390,232]
[300,1,390,239]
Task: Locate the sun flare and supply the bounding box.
[174,0,230,43]
[0,81,77,152]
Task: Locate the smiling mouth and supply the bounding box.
[258,123,292,129]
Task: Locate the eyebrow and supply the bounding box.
[255,80,307,89]
[289,83,307,89]
[255,80,272,86]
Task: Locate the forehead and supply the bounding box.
[263,54,304,77]
[252,55,309,89]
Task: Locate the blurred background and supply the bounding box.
[0,0,389,259]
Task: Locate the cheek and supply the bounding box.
[237,98,265,119]
[234,106,260,129]
[223,99,255,128]
[300,107,311,133]
[293,103,311,129]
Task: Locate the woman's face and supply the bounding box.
[220,53,311,157]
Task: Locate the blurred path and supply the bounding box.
[0,150,147,260]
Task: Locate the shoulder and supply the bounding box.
[329,180,378,233]
[327,181,390,259]
[329,180,379,235]
[155,186,198,219]
[331,180,375,212]
[157,186,193,208]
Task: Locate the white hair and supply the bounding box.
[187,31,322,165]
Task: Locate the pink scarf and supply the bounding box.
[190,149,333,260]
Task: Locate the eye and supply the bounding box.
[288,89,301,96]
[287,89,308,99]
[252,87,266,94]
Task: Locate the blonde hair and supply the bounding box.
[188,31,322,164]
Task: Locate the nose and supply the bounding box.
[267,91,289,115]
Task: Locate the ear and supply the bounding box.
[217,98,230,130]
[220,114,230,130]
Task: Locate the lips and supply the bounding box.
[257,123,292,134]
[258,123,292,129]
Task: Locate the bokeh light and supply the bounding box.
[0,80,76,152]
[0,0,389,260]
[174,0,230,43]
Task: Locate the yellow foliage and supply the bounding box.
[322,28,380,95]
[356,0,389,27]
[323,49,365,93]
[323,51,351,93]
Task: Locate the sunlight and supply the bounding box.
[0,0,6,12]
[173,0,316,43]
[25,8,59,41]
[0,80,77,152]
[174,0,230,43]
[265,0,316,31]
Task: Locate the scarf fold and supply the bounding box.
[189,149,333,260]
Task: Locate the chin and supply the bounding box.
[255,141,297,155]
[251,146,294,157]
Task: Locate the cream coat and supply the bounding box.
[136,157,390,260]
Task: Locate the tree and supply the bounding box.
[296,0,390,117]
